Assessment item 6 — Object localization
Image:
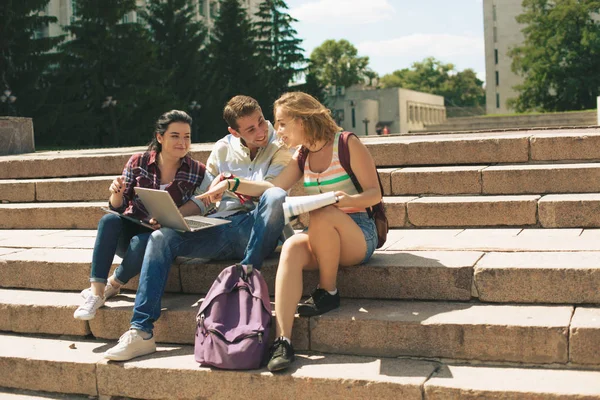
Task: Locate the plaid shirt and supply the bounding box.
[110,151,207,220]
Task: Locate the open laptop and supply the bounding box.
[133,187,231,232]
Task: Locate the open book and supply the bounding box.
[283,191,339,223]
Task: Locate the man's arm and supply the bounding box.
[179,170,215,216]
[263,146,292,182]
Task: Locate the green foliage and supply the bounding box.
[0,0,64,117]
[309,39,371,88]
[4,0,309,148]
[380,57,485,107]
[39,0,170,148]
[140,0,208,141]
[509,0,600,112]
[254,0,306,108]
[140,0,208,108]
[202,0,263,141]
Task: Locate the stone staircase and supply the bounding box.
[422,110,598,133]
[2,128,600,399]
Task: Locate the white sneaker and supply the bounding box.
[104,329,156,361]
[80,282,120,300]
[73,294,105,320]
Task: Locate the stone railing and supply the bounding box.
[407,101,446,131]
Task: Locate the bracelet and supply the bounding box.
[231,177,241,192]
[227,179,232,191]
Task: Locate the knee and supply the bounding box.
[128,234,143,250]
[98,213,122,229]
[261,187,286,207]
[149,228,178,248]
[280,239,307,266]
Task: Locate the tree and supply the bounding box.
[254,0,306,107]
[309,39,370,88]
[140,0,208,109]
[509,0,600,112]
[42,0,169,147]
[0,0,63,117]
[444,69,485,108]
[203,0,263,140]
[380,57,485,108]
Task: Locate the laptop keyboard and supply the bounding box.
[185,218,212,229]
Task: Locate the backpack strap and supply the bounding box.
[337,131,384,217]
[296,146,309,172]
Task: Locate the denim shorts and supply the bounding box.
[348,212,377,264]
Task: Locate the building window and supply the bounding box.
[122,14,129,23]
[198,0,205,16]
[494,49,498,64]
[492,5,497,21]
[210,1,218,18]
[493,26,497,42]
[496,93,500,109]
[351,108,356,128]
[495,71,499,86]
[70,0,78,23]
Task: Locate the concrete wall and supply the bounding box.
[400,89,445,133]
[483,0,525,115]
[328,87,444,135]
[0,117,35,155]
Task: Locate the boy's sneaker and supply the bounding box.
[297,288,340,317]
[104,329,156,361]
[80,282,120,300]
[73,294,105,320]
[267,337,295,372]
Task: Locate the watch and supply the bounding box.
[220,172,234,181]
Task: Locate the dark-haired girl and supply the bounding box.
[74,110,210,320]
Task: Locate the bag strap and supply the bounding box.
[235,263,253,281]
[297,146,309,172]
[338,132,384,217]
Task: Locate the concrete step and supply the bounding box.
[1,289,598,365]
[423,364,600,399]
[0,145,213,179]
[6,162,600,204]
[3,228,600,304]
[387,162,600,196]
[5,129,600,180]
[0,388,90,399]
[0,247,478,302]
[4,193,600,229]
[2,333,600,400]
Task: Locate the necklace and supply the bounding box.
[309,139,331,153]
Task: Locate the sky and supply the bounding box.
[286,0,486,83]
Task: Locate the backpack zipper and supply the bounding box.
[207,328,264,344]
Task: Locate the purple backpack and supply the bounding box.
[194,264,271,370]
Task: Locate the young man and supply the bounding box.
[104,95,291,361]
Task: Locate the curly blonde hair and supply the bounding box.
[273,92,341,148]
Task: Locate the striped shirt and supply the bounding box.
[303,131,363,214]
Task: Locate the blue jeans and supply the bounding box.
[130,187,287,333]
[90,213,152,285]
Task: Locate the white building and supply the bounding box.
[327,86,445,135]
[38,0,262,39]
[483,0,525,115]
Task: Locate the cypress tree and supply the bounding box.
[44,0,168,147]
[203,0,263,140]
[0,0,63,118]
[254,0,306,109]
